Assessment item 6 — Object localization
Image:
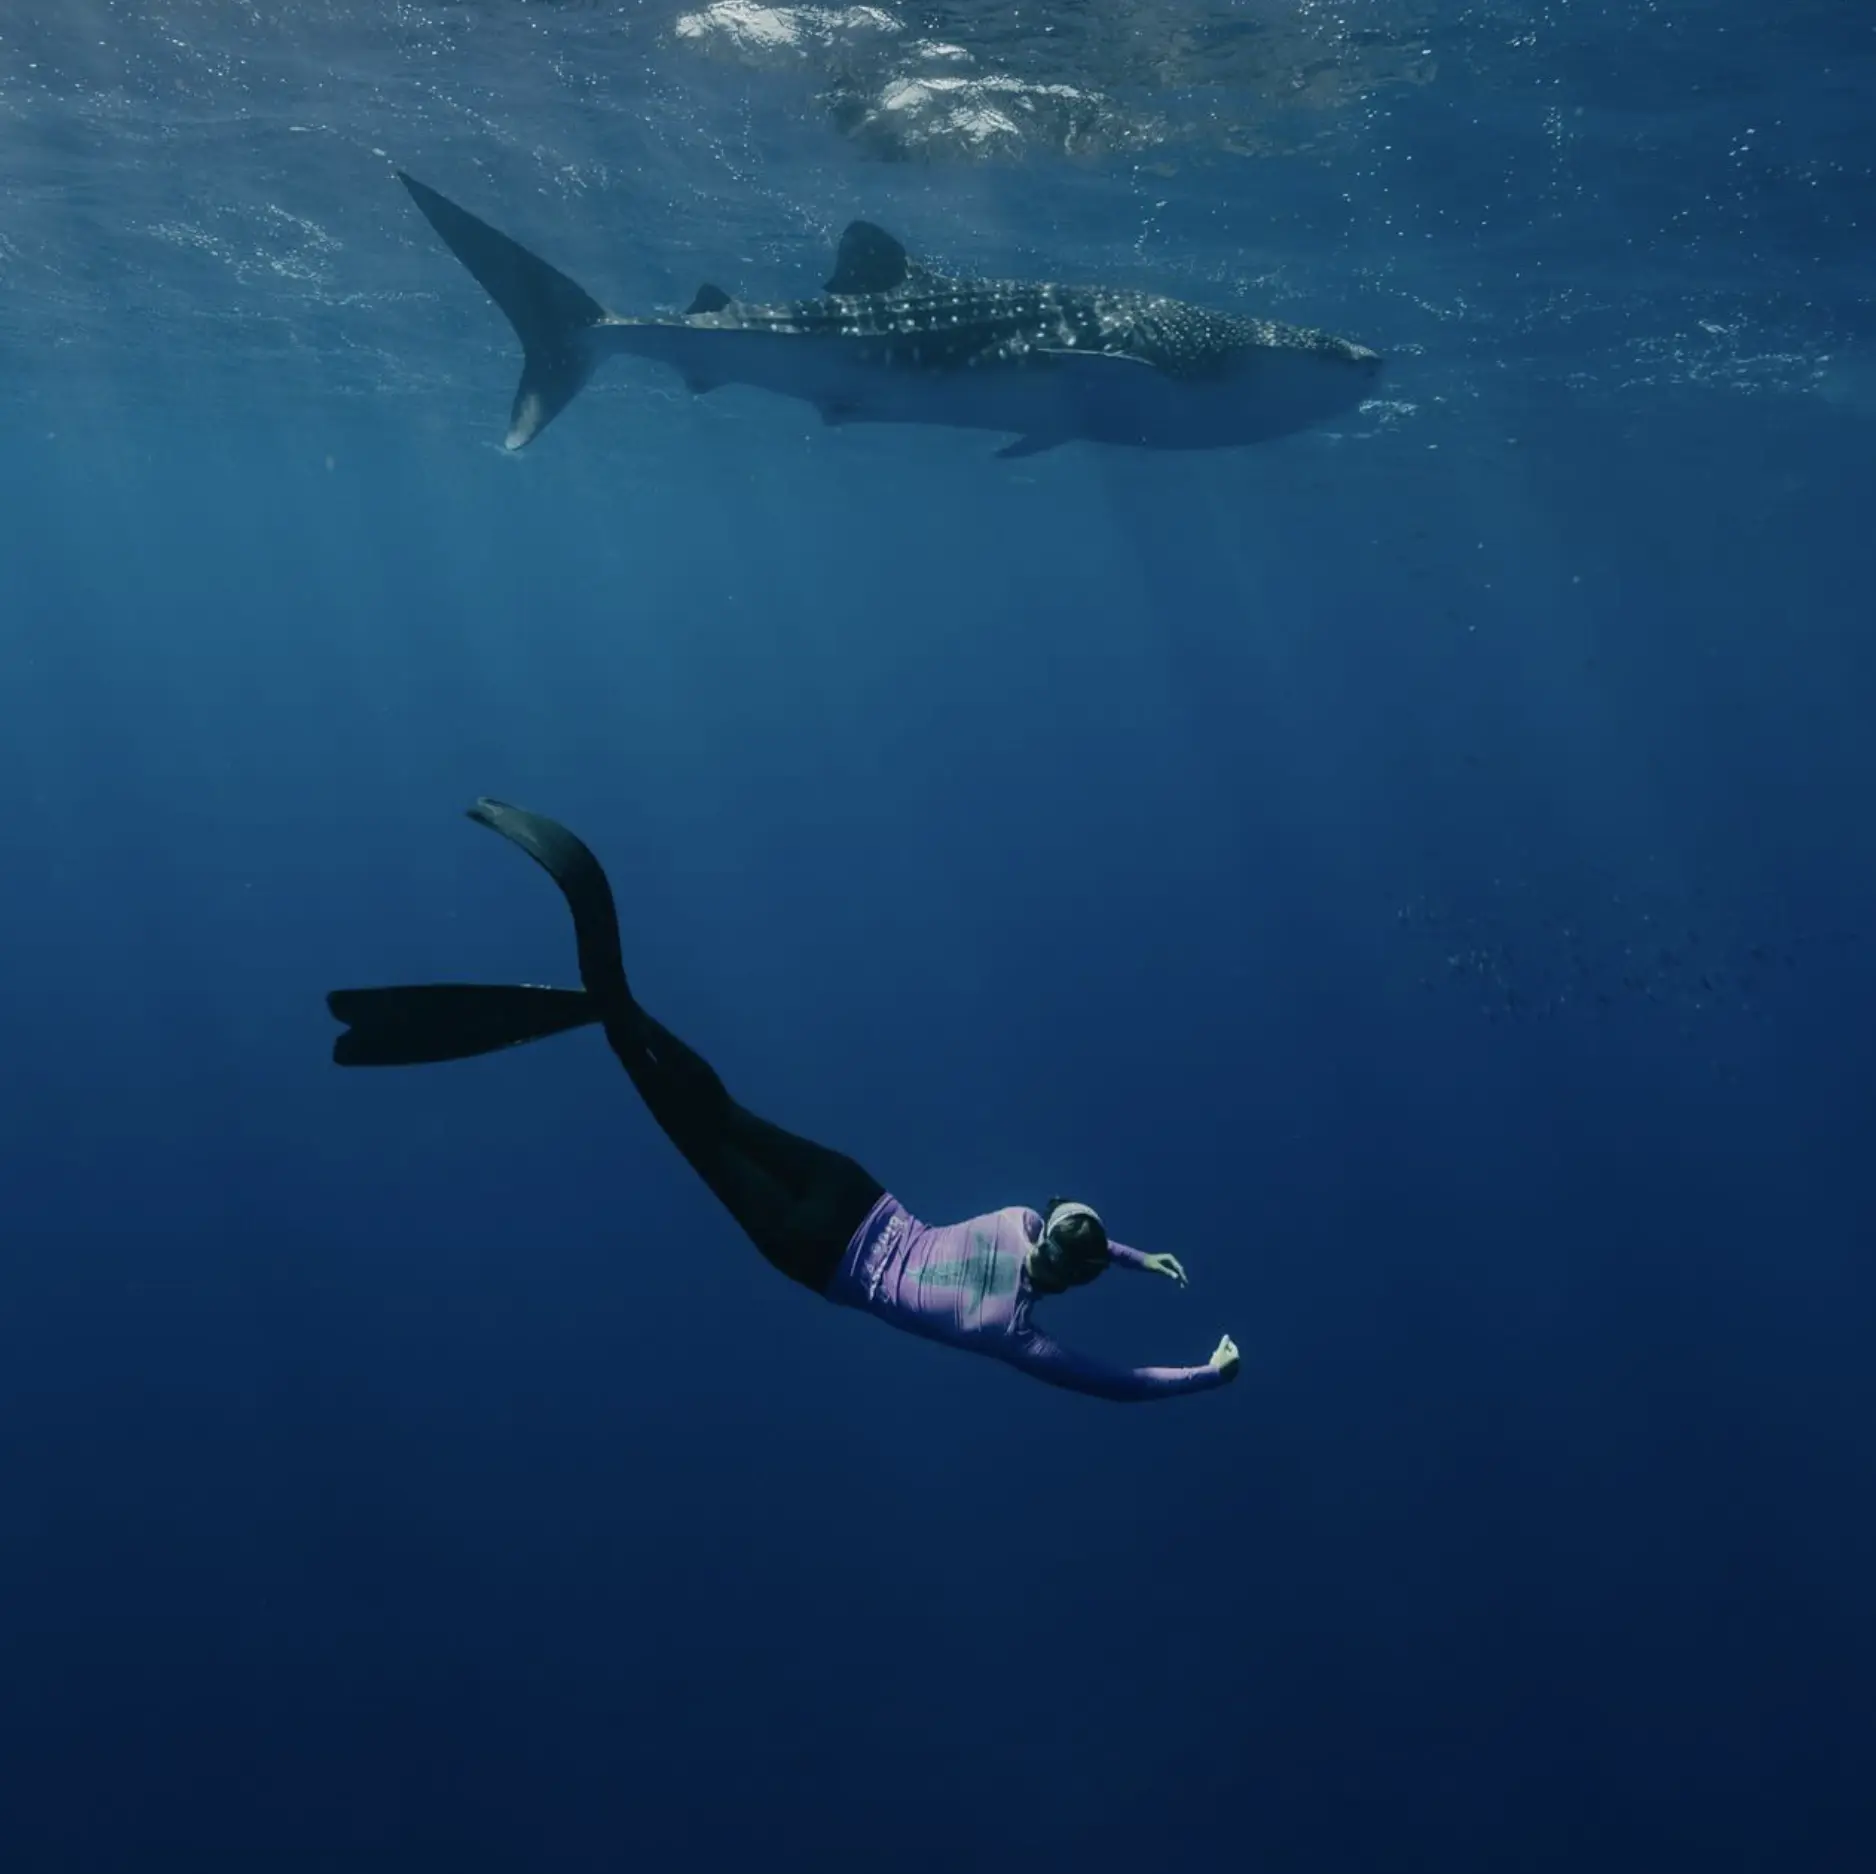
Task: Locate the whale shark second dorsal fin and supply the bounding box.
[684,283,733,315]
[826,221,923,296]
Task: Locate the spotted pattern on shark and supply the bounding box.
[396,171,1385,454]
[674,283,1377,384]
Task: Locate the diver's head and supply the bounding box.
[1030,1197,1111,1293]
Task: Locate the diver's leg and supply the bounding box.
[606,1008,884,1292]
[465,799,883,1286]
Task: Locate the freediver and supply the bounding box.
[327,800,1240,1403]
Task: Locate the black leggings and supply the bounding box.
[470,799,885,1293]
[603,1004,885,1292]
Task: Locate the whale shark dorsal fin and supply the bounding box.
[684,283,733,315]
[827,221,918,296]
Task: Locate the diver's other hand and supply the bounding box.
[1208,1334,1240,1380]
[1143,1252,1188,1288]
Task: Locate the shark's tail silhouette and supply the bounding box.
[327,798,633,1067]
[399,172,608,450]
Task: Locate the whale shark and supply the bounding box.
[396,170,1384,459]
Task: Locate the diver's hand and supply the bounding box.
[1208,1334,1241,1381]
[1143,1252,1188,1288]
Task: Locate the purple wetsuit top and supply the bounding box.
[826,1194,1229,1403]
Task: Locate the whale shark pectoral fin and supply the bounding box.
[683,283,733,315]
[995,435,1062,460]
[816,398,862,425]
[826,221,916,296]
[681,372,722,395]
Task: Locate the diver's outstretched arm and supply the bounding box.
[1108,1239,1190,1287]
[1009,1328,1238,1403]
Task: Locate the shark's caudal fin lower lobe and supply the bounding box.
[398,171,608,450]
[327,984,599,1066]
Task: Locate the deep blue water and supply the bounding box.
[3,4,1875,1870]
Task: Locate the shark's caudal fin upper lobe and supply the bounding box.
[398,172,608,450]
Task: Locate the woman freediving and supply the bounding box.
[327,800,1240,1403]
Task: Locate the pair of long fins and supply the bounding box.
[328,799,624,1068]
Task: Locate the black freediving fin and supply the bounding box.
[326,984,599,1067]
[327,799,631,1068]
[464,798,631,1004]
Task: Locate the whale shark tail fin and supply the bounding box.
[326,984,599,1067]
[398,171,607,450]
